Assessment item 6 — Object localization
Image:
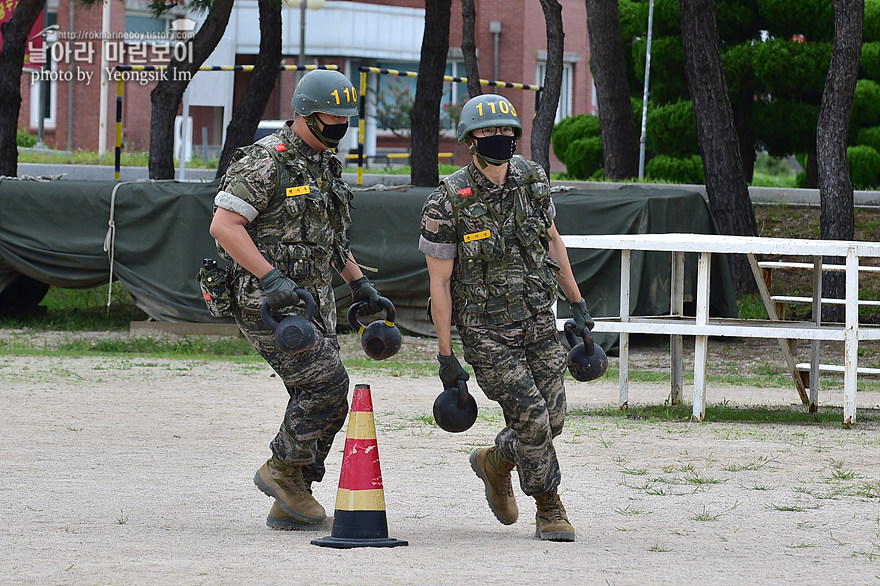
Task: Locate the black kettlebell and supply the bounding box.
[564,319,608,382]
[260,288,318,355]
[347,296,402,360]
[433,379,478,433]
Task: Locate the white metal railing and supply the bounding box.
[558,233,880,426]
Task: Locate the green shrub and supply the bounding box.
[857,126,880,154]
[851,79,880,131]
[717,0,761,43]
[650,0,681,37]
[753,99,819,156]
[646,100,699,158]
[17,129,37,147]
[751,38,831,101]
[563,136,604,180]
[866,0,880,42]
[758,0,834,42]
[861,42,880,81]
[722,43,754,96]
[632,36,688,105]
[618,0,647,42]
[551,114,600,164]
[645,154,705,184]
[848,145,880,189]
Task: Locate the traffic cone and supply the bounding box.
[311,384,408,549]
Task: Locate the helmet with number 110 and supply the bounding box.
[291,69,359,117]
[456,94,522,143]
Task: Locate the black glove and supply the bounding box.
[259,268,299,311]
[349,276,381,313]
[568,298,595,336]
[438,353,470,387]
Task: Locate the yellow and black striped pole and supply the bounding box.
[114,78,123,180]
[357,70,367,187]
[312,384,407,549]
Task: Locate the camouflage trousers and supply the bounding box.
[458,309,567,496]
[233,300,349,486]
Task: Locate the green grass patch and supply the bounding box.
[568,402,853,425]
[18,149,220,169]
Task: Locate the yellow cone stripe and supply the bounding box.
[345,411,376,440]
[334,488,386,511]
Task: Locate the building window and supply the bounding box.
[442,61,468,132]
[125,13,173,35]
[29,53,57,131]
[536,62,573,123]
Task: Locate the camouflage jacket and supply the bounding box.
[214,123,353,334]
[419,155,562,327]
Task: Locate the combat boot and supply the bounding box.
[469,447,518,525]
[254,458,326,524]
[266,500,332,531]
[534,489,576,542]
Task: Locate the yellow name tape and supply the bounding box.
[286,185,310,197]
[463,230,491,242]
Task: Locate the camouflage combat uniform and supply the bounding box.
[214,121,352,485]
[419,155,568,496]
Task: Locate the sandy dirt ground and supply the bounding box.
[4,334,880,585]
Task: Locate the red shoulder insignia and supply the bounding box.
[274,144,288,152]
[456,187,473,197]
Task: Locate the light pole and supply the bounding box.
[282,0,325,83]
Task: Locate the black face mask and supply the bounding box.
[306,115,349,148]
[475,135,517,164]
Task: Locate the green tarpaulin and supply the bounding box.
[0,178,736,350]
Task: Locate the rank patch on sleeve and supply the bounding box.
[286,185,310,197]
[273,144,288,152]
[456,187,473,197]
[463,229,490,242]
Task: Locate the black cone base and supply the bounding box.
[310,510,408,548]
[310,535,408,549]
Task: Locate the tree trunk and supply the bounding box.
[147,0,234,180]
[529,0,564,172]
[585,0,639,179]
[460,0,482,100]
[215,0,282,179]
[679,0,758,296]
[0,0,46,178]
[410,0,450,187]
[804,148,820,188]
[818,0,862,322]
[732,93,756,182]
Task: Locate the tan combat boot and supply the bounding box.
[534,489,576,542]
[254,458,326,524]
[266,500,331,531]
[469,447,519,525]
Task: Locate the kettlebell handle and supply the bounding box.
[347,296,396,334]
[563,319,595,356]
[455,379,470,407]
[260,288,316,331]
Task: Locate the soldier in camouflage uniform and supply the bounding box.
[210,69,383,530]
[419,94,594,542]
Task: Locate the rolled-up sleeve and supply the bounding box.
[215,144,277,220]
[419,187,458,259]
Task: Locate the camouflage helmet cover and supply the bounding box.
[291,69,359,117]
[456,94,522,143]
